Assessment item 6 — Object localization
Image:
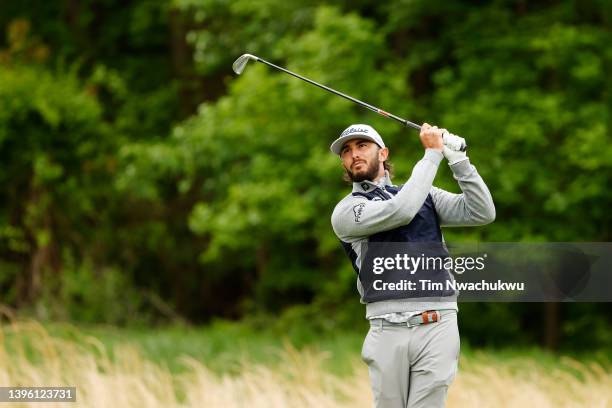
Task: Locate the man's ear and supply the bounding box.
[379,147,389,162]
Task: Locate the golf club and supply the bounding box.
[232,53,467,151]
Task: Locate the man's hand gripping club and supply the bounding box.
[420,123,469,165]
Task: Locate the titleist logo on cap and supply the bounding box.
[341,127,369,137]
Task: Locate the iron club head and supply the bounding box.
[232,54,259,75]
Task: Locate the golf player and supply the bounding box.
[330,123,495,408]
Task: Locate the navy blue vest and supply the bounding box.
[340,184,455,302]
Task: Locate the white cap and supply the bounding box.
[330,124,385,155]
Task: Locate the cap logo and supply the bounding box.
[341,127,369,137]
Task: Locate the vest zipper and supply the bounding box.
[375,188,390,200]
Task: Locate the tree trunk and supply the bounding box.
[20,180,60,308]
[168,8,193,117]
[543,302,560,350]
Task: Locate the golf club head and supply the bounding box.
[232,54,258,75]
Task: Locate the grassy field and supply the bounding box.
[0,319,611,407]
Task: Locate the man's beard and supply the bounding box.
[346,156,380,182]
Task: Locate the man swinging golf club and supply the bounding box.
[330,123,495,408]
[232,54,494,406]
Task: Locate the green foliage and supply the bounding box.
[0,63,107,256]
[428,7,612,241]
[175,0,319,74]
[1,1,611,350]
[0,63,138,320]
[137,5,405,313]
[36,253,146,325]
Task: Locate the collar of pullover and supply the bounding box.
[352,170,393,193]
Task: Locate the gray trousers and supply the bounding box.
[361,311,460,408]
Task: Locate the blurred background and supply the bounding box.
[0,1,611,405]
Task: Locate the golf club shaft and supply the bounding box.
[254,57,422,131]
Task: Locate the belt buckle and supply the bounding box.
[407,310,440,327]
[422,310,441,324]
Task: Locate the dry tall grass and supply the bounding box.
[0,320,610,407]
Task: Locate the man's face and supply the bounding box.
[340,139,387,182]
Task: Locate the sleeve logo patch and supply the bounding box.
[353,203,366,222]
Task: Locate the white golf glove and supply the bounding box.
[442,131,469,165]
